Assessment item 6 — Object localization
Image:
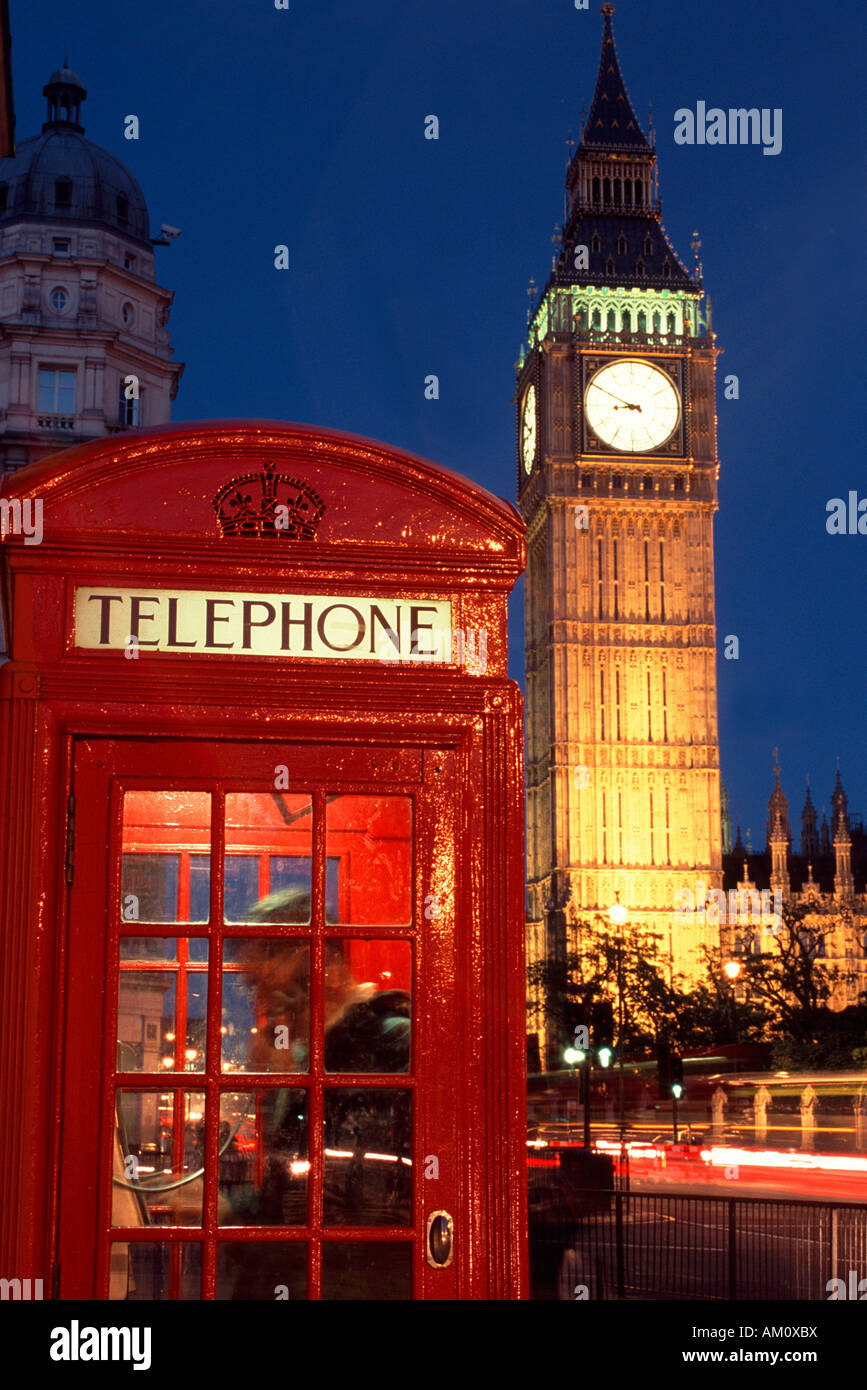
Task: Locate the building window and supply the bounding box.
[55,178,72,209]
[121,301,135,327]
[592,233,601,253]
[118,377,141,427]
[605,260,615,277]
[643,474,653,492]
[50,286,69,314]
[116,194,129,226]
[124,253,136,271]
[38,367,75,414]
[673,475,685,494]
[617,234,627,256]
[662,261,671,279]
[667,311,677,334]
[0,183,7,211]
[635,261,645,279]
[581,472,593,490]
[53,238,71,256]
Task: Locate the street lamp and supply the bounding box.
[608,892,628,1161]
[724,959,741,1069]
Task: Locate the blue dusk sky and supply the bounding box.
[10,0,866,838]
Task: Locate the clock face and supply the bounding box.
[585,360,680,453]
[521,385,537,474]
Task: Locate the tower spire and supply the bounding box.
[581,3,650,151]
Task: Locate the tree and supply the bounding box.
[527,912,681,1061]
[735,899,861,1047]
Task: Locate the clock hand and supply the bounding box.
[592,384,641,410]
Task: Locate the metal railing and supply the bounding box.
[530,1191,867,1301]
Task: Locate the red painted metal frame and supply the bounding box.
[0,421,527,1300]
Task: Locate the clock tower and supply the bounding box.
[518,4,722,1029]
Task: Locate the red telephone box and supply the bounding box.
[0,421,527,1300]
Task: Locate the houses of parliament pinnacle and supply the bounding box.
[516,5,865,1042]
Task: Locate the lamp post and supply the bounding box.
[724,959,741,1070]
[608,893,628,1169]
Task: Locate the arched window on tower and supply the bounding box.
[606,260,615,278]
[644,236,653,258]
[652,310,661,334]
[602,177,611,204]
[637,308,647,332]
[592,233,601,253]
[617,234,627,256]
[613,179,621,204]
[621,307,631,332]
[576,305,587,330]
[623,178,632,206]
[606,308,616,331]
[635,262,645,279]
[54,178,72,209]
[634,178,643,206]
[662,261,671,279]
[667,311,677,334]
[592,176,600,204]
[591,307,601,329]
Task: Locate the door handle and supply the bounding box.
[425,1210,454,1268]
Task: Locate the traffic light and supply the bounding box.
[563,1002,589,1065]
[670,1053,684,1100]
[591,1000,615,1067]
[657,1042,684,1099]
[656,1041,671,1098]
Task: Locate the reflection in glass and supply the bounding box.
[325,795,412,924]
[221,940,310,1073]
[323,1090,411,1227]
[112,1090,206,1228]
[218,1091,308,1226]
[216,1242,307,1300]
[118,940,208,1074]
[321,1243,411,1300]
[324,941,411,1074]
[109,1242,201,1300]
[223,793,313,923]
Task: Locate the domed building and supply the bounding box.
[0,65,183,474]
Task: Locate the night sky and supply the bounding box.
[11,0,866,841]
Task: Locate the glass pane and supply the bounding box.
[109,1243,201,1300]
[324,941,411,1074]
[121,854,179,924]
[216,1243,307,1300]
[120,938,177,962]
[117,940,208,1074]
[325,795,412,925]
[218,1090,308,1226]
[122,791,211,923]
[221,940,310,1073]
[323,1090,411,1226]
[321,1243,412,1300]
[224,793,313,923]
[112,1090,206,1228]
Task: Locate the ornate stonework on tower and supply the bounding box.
[517,6,722,1010]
